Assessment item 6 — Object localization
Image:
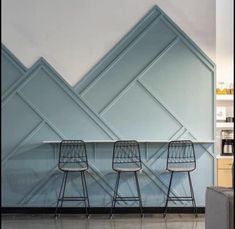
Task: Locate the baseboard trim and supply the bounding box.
[1,207,205,214]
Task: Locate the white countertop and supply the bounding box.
[43,140,215,144]
[216,155,234,159]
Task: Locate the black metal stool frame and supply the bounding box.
[163,140,197,217]
[110,140,143,218]
[55,140,90,218]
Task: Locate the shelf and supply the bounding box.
[216,122,234,129]
[216,94,234,101]
[216,155,234,159]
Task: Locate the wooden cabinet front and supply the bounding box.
[217,158,234,187]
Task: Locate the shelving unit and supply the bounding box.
[215,93,234,157]
[216,94,234,126]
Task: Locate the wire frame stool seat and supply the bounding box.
[163,140,197,217]
[110,140,143,218]
[55,140,90,218]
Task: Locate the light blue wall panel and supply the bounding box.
[1,44,26,99]
[102,82,182,139]
[2,94,42,160]
[1,120,60,206]
[73,5,215,207]
[140,39,214,140]
[1,53,122,207]
[20,66,112,140]
[74,8,160,93]
[75,5,215,143]
[82,17,177,113]
[1,5,215,208]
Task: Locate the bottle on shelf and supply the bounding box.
[216,82,227,95]
[229,83,234,95]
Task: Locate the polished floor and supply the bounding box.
[2,214,205,229]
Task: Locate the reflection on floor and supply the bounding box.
[2,214,205,229]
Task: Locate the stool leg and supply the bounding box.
[55,172,66,218]
[83,172,90,216]
[163,171,174,217]
[110,171,120,218]
[134,171,143,217]
[81,171,90,218]
[188,172,197,217]
[59,171,68,216]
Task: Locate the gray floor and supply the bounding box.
[2,214,205,229]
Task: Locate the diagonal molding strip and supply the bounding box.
[146,127,186,165]
[142,166,184,205]
[17,91,67,139]
[80,15,162,97]
[1,44,27,101]
[38,63,119,139]
[10,102,122,205]
[74,7,160,93]
[98,37,179,116]
[137,80,211,143]
[160,16,215,70]
[1,60,126,206]
[2,121,45,165]
[137,80,215,159]
[2,58,119,140]
[18,160,126,206]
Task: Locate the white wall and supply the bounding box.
[216,0,234,85]
[2,0,216,86]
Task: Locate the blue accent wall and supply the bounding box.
[1,5,215,208]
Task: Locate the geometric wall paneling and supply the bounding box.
[17,59,114,140]
[80,18,177,113]
[101,82,182,140]
[1,44,27,101]
[139,39,214,140]
[1,93,43,163]
[72,5,215,207]
[73,6,161,94]
[2,5,215,207]
[191,146,214,206]
[74,5,215,143]
[1,49,118,207]
[4,124,62,207]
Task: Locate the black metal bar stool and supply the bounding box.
[110,140,143,218]
[163,140,197,217]
[55,140,90,218]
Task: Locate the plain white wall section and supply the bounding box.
[216,0,234,85]
[2,0,216,86]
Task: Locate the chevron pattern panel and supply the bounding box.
[1,5,215,208]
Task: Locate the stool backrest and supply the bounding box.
[166,140,196,171]
[112,140,142,170]
[58,140,88,171]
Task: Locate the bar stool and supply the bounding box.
[110,140,143,218]
[163,140,197,217]
[55,140,90,218]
